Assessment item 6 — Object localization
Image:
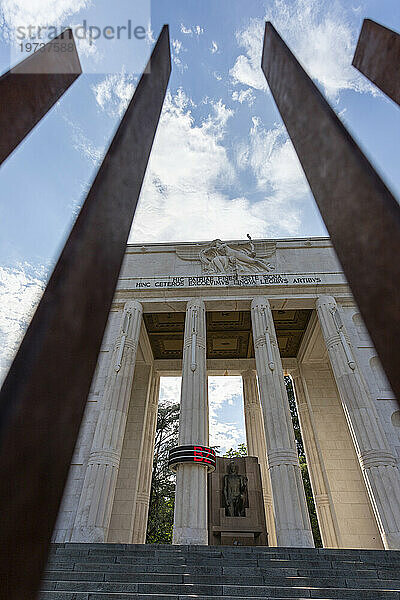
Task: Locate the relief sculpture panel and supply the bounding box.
[199,235,275,274]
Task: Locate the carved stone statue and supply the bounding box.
[223,461,248,517]
[199,234,275,274]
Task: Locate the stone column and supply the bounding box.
[290,366,341,548]
[251,297,314,547]
[316,295,400,550]
[173,298,208,545]
[72,300,143,542]
[131,372,160,543]
[242,369,277,546]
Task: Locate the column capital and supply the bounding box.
[187,297,206,310]
[124,299,143,313]
[285,365,300,379]
[316,295,336,308]
[241,368,257,380]
[251,295,270,310]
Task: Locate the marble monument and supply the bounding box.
[53,235,400,550]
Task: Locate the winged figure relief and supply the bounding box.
[199,235,275,274]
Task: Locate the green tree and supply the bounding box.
[224,443,247,457]
[146,401,179,544]
[285,376,322,547]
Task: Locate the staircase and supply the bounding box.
[41,543,400,599]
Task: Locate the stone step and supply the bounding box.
[43,565,400,582]
[38,588,400,599]
[39,594,312,600]
[49,547,400,563]
[40,580,400,595]
[43,568,394,583]
[41,574,400,590]
[46,558,399,573]
[53,544,399,557]
[42,544,400,600]
[48,550,400,568]
[49,546,400,559]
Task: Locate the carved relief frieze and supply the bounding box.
[176,235,276,274]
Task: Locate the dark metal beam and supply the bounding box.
[0,25,170,600]
[353,19,400,106]
[261,22,400,402]
[0,29,81,165]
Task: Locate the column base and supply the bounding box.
[172,526,208,545]
[70,526,107,544]
[276,529,314,548]
[382,532,400,550]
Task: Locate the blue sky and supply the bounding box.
[0,0,399,450]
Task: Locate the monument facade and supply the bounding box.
[53,236,400,549]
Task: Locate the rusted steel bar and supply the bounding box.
[0,25,170,600]
[353,19,400,106]
[0,29,81,165]
[261,22,400,402]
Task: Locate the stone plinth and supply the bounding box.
[208,456,268,546]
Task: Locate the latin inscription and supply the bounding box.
[131,273,329,290]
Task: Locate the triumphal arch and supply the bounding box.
[54,236,400,550]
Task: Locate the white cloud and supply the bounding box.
[64,116,103,166]
[159,376,245,453]
[235,117,311,235]
[92,70,135,117]
[230,0,376,101]
[213,71,222,81]
[232,88,255,106]
[0,0,89,28]
[230,18,268,92]
[145,22,155,44]
[210,40,218,54]
[0,0,90,41]
[171,38,187,71]
[180,24,191,35]
[0,264,46,384]
[129,89,306,242]
[73,28,101,60]
[172,38,182,54]
[159,376,181,406]
[180,23,204,36]
[245,118,308,195]
[130,89,255,242]
[208,377,244,453]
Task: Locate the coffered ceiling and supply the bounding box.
[143,309,312,360]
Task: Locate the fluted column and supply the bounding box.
[131,372,160,543]
[72,300,143,542]
[316,295,400,550]
[251,297,314,547]
[173,298,208,545]
[290,367,341,548]
[242,369,277,546]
